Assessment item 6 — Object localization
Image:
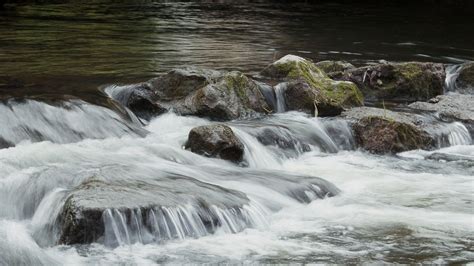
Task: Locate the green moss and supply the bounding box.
[326,81,364,106]
[223,72,249,100]
[398,63,423,80]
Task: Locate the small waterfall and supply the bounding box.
[102,203,269,247]
[320,118,355,150]
[255,81,277,112]
[30,189,68,247]
[0,99,144,148]
[427,122,472,148]
[444,64,461,93]
[274,82,287,113]
[444,64,473,94]
[231,127,284,169]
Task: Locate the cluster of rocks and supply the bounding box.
[55,56,473,246]
[111,55,472,158]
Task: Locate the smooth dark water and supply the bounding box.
[1,1,473,93]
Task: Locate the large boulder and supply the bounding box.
[409,94,474,137]
[260,55,364,116]
[182,71,271,120]
[342,107,434,154]
[341,61,445,102]
[109,68,270,121]
[185,124,244,162]
[283,79,364,116]
[58,169,340,246]
[59,175,250,245]
[149,66,221,100]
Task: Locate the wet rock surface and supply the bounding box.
[260,55,364,116]
[315,60,356,79]
[341,61,445,102]
[58,175,250,245]
[110,68,270,121]
[455,62,474,92]
[409,94,474,136]
[185,124,244,162]
[343,107,434,154]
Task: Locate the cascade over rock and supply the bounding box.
[260,55,364,116]
[452,61,474,93]
[59,175,250,245]
[409,94,474,137]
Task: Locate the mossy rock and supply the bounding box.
[342,62,445,102]
[187,71,271,120]
[315,60,355,79]
[343,107,435,154]
[261,55,364,116]
[353,116,434,154]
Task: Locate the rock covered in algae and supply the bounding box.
[341,61,445,102]
[260,55,364,117]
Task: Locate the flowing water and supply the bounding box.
[0,1,473,265]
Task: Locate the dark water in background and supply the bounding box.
[0,1,474,99]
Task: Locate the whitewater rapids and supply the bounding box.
[0,100,472,264]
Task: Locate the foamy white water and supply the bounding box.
[0,103,472,264]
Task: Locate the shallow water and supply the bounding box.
[0,108,472,264]
[1,1,473,264]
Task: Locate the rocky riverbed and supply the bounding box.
[0,54,473,264]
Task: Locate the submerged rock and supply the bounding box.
[261,55,364,116]
[341,61,445,102]
[185,124,244,162]
[58,176,250,245]
[409,94,474,136]
[343,107,434,154]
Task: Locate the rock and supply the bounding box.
[315,60,355,79]
[341,61,445,102]
[450,62,474,93]
[58,169,339,246]
[149,66,221,100]
[59,175,250,245]
[283,79,364,116]
[260,55,364,116]
[182,71,271,120]
[0,137,14,149]
[427,152,474,163]
[342,107,434,154]
[112,68,270,121]
[185,124,244,162]
[107,83,166,120]
[409,94,474,136]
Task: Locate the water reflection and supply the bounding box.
[1,1,473,87]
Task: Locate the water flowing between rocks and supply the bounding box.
[0,2,473,264]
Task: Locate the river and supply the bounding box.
[0,1,473,264]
